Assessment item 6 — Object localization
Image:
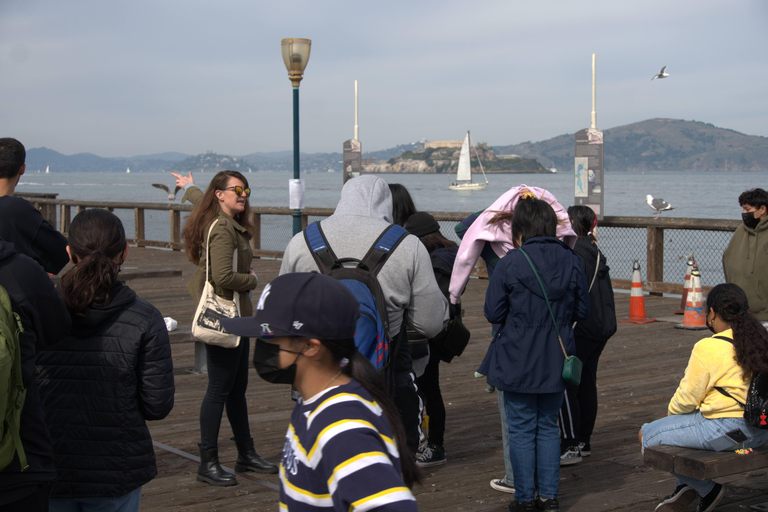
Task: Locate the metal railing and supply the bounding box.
[21,194,739,294]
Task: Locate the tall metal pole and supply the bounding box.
[292,86,301,235]
[591,53,597,130]
[354,80,359,141]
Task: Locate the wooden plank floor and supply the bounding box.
[117,247,768,511]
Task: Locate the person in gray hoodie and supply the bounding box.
[280,175,449,454]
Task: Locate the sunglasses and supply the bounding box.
[220,186,251,197]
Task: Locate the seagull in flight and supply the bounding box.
[646,194,675,218]
[152,183,182,201]
[651,66,670,81]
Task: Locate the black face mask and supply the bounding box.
[252,339,303,385]
[742,211,761,229]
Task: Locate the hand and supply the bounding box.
[171,172,194,188]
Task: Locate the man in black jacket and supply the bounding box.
[0,237,71,511]
[0,138,69,274]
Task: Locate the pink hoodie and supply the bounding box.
[448,185,577,304]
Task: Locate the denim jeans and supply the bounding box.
[497,390,514,485]
[642,411,768,495]
[504,390,563,501]
[49,486,142,512]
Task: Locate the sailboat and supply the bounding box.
[126,167,131,174]
[45,165,50,174]
[448,131,488,191]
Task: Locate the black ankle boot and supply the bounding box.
[197,444,237,486]
[234,438,278,474]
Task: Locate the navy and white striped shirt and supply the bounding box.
[279,379,417,511]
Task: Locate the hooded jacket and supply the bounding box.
[0,196,69,274]
[448,186,577,304]
[37,281,175,498]
[479,237,589,394]
[723,216,768,322]
[0,240,70,506]
[572,237,617,343]
[280,175,448,339]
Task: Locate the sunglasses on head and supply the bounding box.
[220,186,251,197]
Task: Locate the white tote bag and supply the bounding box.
[191,220,241,348]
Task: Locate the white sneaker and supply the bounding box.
[560,446,582,466]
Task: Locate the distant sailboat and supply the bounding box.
[449,131,488,191]
[126,167,131,173]
[45,165,50,174]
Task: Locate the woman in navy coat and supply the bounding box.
[479,195,589,512]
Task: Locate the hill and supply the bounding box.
[26,147,188,173]
[495,118,768,172]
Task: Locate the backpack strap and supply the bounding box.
[361,225,409,276]
[304,221,338,274]
[711,335,748,408]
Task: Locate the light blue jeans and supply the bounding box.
[504,390,563,501]
[642,412,768,496]
[49,487,142,512]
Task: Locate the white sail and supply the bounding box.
[456,132,471,182]
[126,167,131,173]
[45,165,50,174]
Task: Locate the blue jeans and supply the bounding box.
[642,411,768,495]
[49,487,142,512]
[504,390,563,501]
[497,390,514,485]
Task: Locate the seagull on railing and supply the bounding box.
[152,183,182,201]
[646,194,675,218]
[651,66,670,80]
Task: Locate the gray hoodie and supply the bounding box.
[280,175,448,337]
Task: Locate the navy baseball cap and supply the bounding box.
[220,272,361,341]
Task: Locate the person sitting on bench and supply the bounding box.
[639,283,768,512]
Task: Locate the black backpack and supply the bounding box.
[713,335,768,429]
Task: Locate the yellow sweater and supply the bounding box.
[668,329,749,419]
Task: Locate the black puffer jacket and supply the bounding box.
[37,281,175,498]
[572,237,617,343]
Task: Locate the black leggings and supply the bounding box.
[417,340,446,446]
[200,337,252,450]
[560,337,608,446]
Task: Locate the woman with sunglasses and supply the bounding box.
[174,170,278,486]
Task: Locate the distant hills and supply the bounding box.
[24,118,768,173]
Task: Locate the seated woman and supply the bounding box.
[640,283,768,512]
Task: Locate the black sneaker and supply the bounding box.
[578,442,591,456]
[508,500,536,512]
[654,484,698,512]
[559,445,582,466]
[697,483,724,512]
[536,497,560,511]
[415,443,446,467]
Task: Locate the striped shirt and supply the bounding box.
[279,379,417,511]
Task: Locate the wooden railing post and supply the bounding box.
[250,213,261,254]
[170,210,181,250]
[59,205,71,236]
[647,226,664,296]
[135,208,146,247]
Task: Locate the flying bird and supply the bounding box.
[152,183,182,201]
[651,66,670,80]
[646,194,675,218]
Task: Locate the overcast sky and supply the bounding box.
[1,0,767,158]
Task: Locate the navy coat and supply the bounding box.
[479,237,589,394]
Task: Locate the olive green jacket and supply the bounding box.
[723,216,768,322]
[182,186,257,317]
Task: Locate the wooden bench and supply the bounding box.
[644,445,768,480]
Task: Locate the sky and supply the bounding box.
[1,0,767,158]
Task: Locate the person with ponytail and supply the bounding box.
[173,170,278,485]
[558,206,617,465]
[36,209,174,512]
[222,272,419,511]
[640,283,768,512]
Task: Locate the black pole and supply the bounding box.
[292,85,301,235]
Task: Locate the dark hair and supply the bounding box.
[567,205,597,242]
[181,170,253,265]
[738,188,768,211]
[59,209,126,315]
[0,138,26,179]
[706,283,768,380]
[511,196,557,245]
[389,183,417,227]
[418,231,457,254]
[323,341,422,487]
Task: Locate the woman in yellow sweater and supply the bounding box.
[640,283,768,512]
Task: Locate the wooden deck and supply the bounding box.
[116,247,768,511]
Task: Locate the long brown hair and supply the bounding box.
[181,170,254,265]
[59,209,126,316]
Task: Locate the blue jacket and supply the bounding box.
[479,237,589,394]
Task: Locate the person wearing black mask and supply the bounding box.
[723,188,768,327]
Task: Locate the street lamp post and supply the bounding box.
[281,38,311,235]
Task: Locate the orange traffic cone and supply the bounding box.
[620,260,657,324]
[675,265,708,330]
[673,256,695,315]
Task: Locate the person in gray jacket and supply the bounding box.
[280,175,449,454]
